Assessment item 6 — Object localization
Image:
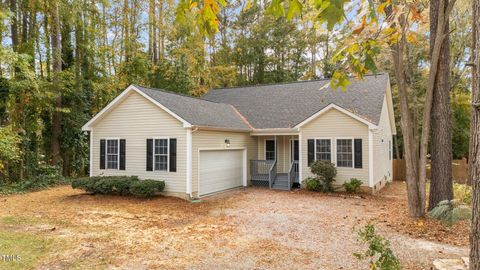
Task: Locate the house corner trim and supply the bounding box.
[368,128,374,187]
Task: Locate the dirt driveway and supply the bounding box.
[0,182,469,269]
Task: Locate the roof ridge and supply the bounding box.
[132,84,229,106]
[230,105,253,129]
[209,73,387,91]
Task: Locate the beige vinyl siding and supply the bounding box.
[91,91,187,193]
[300,108,369,185]
[257,135,298,173]
[372,95,393,185]
[192,130,257,196]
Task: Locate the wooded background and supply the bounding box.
[393,159,469,184]
[0,0,473,184]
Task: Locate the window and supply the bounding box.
[265,140,276,160]
[154,139,169,171]
[106,139,119,169]
[315,139,331,161]
[336,139,353,167]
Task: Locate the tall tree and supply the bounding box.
[469,0,480,267]
[50,0,62,165]
[429,0,454,210]
[9,0,18,51]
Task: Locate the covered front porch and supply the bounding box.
[250,134,299,190]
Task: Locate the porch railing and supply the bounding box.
[287,160,299,191]
[269,160,277,188]
[250,160,276,188]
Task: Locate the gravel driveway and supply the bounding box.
[0,182,469,269]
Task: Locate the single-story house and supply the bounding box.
[82,73,396,199]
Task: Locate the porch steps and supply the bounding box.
[272,173,291,190]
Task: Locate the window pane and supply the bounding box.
[266,140,275,151]
[154,139,168,171]
[316,139,331,161]
[106,139,118,169]
[337,139,353,167]
[107,140,118,154]
[265,140,275,160]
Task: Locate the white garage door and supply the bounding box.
[199,149,244,196]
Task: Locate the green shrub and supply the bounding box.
[303,177,323,192]
[71,176,164,198]
[130,180,165,198]
[0,165,69,195]
[113,178,133,195]
[310,160,337,192]
[343,178,363,193]
[353,223,401,270]
[71,177,97,193]
[453,182,472,205]
[92,178,116,194]
[428,200,471,226]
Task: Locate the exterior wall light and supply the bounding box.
[225,139,231,148]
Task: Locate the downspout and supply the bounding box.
[368,128,374,189]
[186,127,198,199]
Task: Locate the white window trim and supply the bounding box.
[264,138,276,161]
[105,137,120,170]
[313,137,334,164]
[153,137,170,172]
[335,137,355,168]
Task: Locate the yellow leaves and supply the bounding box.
[381,27,400,45]
[176,0,227,36]
[409,4,422,22]
[352,15,367,35]
[376,0,390,15]
[244,0,254,11]
[406,32,418,44]
[189,1,198,9]
[331,70,351,91]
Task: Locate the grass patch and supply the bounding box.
[0,230,53,270]
[0,216,44,226]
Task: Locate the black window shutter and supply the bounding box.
[307,139,315,166]
[354,139,362,168]
[146,139,153,171]
[119,139,126,170]
[100,139,106,169]
[169,138,177,172]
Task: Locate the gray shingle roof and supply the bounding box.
[133,74,389,130]
[134,85,251,130]
[202,74,389,129]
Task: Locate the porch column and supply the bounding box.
[299,131,303,182]
[274,135,277,161]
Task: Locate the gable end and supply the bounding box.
[82,85,192,131]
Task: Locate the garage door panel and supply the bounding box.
[199,150,244,196]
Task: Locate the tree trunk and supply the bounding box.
[43,0,51,79]
[469,0,480,268]
[158,0,164,62]
[418,0,456,216]
[50,0,62,166]
[429,0,454,210]
[385,6,423,217]
[10,0,18,51]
